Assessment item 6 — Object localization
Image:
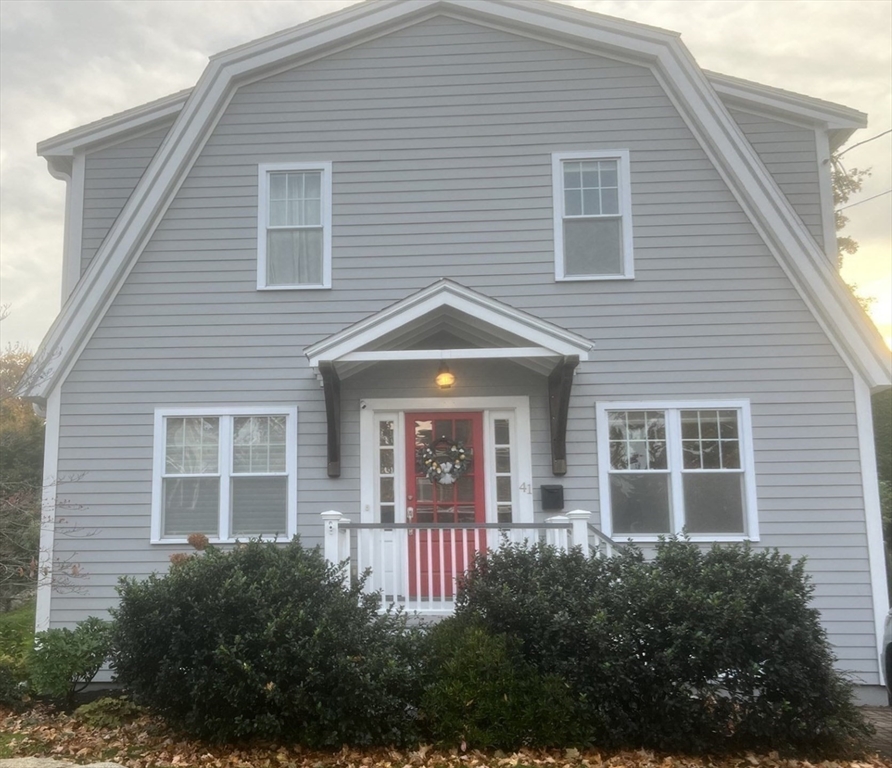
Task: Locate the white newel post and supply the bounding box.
[545,515,569,551]
[321,511,343,566]
[567,510,591,557]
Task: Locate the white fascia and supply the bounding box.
[35,388,61,633]
[814,129,839,267]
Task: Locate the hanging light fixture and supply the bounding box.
[435,361,455,389]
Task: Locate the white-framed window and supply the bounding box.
[596,400,758,542]
[552,150,633,281]
[151,406,298,543]
[257,162,332,290]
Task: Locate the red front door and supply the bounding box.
[406,412,485,599]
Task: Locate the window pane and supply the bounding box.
[497,505,513,523]
[494,419,510,445]
[233,416,286,473]
[496,476,511,503]
[381,505,395,524]
[494,447,510,473]
[231,476,288,536]
[379,420,394,446]
[580,162,600,188]
[163,477,219,537]
[610,473,671,534]
[600,187,619,215]
[564,219,622,276]
[380,477,394,503]
[564,189,582,216]
[581,188,601,216]
[269,173,287,200]
[599,163,618,187]
[719,411,739,439]
[683,474,744,533]
[267,229,323,285]
[380,449,394,475]
[608,411,665,470]
[563,163,581,189]
[166,417,218,474]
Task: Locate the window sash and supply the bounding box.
[600,404,752,539]
[553,151,632,281]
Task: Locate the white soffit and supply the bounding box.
[20,0,892,401]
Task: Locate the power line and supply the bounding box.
[836,189,892,211]
[836,129,892,158]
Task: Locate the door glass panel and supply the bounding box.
[380,477,394,503]
[433,420,453,441]
[437,506,457,523]
[495,447,511,473]
[379,449,394,475]
[455,419,472,444]
[417,477,433,501]
[456,475,474,502]
[496,476,511,503]
[456,506,475,523]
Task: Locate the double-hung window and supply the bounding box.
[552,151,633,280]
[596,401,758,541]
[257,162,332,289]
[152,407,298,542]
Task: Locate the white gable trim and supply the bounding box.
[21,0,891,403]
[305,280,593,369]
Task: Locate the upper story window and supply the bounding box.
[151,406,298,543]
[552,151,633,281]
[595,401,758,542]
[257,162,332,290]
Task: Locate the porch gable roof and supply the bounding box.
[304,280,594,377]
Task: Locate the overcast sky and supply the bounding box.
[1,0,890,351]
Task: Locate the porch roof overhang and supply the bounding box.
[305,279,593,375]
[305,280,594,478]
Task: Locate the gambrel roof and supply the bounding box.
[22,0,891,401]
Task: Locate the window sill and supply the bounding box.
[555,274,634,282]
[150,535,289,545]
[609,533,758,544]
[257,284,331,291]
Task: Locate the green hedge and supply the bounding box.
[108,536,871,756]
[455,539,871,756]
[112,539,422,746]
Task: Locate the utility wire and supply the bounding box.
[836,129,892,158]
[836,189,892,211]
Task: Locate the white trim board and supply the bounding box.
[35,389,61,633]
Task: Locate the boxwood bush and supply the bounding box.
[455,538,871,756]
[419,617,583,749]
[111,539,422,746]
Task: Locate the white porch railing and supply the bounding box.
[321,510,615,614]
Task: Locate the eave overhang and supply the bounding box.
[20,0,891,402]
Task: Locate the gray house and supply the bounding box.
[21,0,891,702]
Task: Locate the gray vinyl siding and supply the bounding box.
[53,16,878,683]
[728,108,824,248]
[81,124,172,275]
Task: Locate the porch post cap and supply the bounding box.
[566,510,592,520]
[320,510,343,520]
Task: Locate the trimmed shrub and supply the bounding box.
[456,539,871,756]
[419,617,582,749]
[111,538,422,746]
[29,617,112,704]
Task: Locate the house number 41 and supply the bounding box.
[518,482,533,495]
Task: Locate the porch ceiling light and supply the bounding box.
[435,361,455,389]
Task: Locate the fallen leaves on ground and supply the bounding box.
[1,706,889,768]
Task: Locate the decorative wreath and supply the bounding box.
[419,437,468,485]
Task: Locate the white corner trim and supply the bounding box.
[35,388,61,633]
[552,150,634,281]
[256,161,333,290]
[854,377,890,685]
[62,153,86,301]
[814,129,839,267]
[595,399,759,542]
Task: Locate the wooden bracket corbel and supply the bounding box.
[319,361,341,478]
[548,355,579,476]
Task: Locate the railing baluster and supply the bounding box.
[438,527,445,605]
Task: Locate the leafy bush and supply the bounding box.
[456,539,871,757]
[420,617,582,749]
[112,538,422,746]
[29,617,112,704]
[74,695,144,728]
[0,653,28,706]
